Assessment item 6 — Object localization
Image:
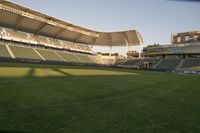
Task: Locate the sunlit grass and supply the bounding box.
[59,68,137,76]
[0,67,30,77]
[0,63,138,78]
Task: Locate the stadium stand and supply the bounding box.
[142,58,161,68]
[9,45,42,60]
[36,49,65,62]
[0,27,93,54]
[56,52,80,63]
[0,42,100,65]
[88,55,101,64]
[114,58,128,65]
[75,54,96,64]
[154,59,182,71]
[0,44,11,58]
[180,58,200,71]
[101,57,115,65]
[120,59,142,66]
[117,58,160,69]
[1,1,200,73]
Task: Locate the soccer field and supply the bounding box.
[0,62,200,133]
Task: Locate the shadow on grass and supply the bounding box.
[0,62,141,78]
[52,68,74,77]
[0,62,139,73]
[26,68,35,78]
[0,130,30,133]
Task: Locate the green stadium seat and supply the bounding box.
[0,44,11,58]
[9,45,42,60]
[180,59,200,71]
[75,54,96,64]
[36,49,63,62]
[154,59,182,70]
[57,52,80,63]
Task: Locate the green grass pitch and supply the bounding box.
[0,62,200,133]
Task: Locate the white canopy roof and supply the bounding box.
[0,0,143,46]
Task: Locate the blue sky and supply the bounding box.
[12,0,200,55]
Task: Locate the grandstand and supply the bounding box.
[1,1,200,133]
[9,45,42,60]
[0,44,11,58]
[0,0,143,68]
[153,59,182,71]
[180,58,200,71]
[0,0,200,72]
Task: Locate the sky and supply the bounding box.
[12,0,200,55]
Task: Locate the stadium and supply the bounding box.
[0,0,200,132]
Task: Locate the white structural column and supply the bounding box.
[109,46,113,56]
[5,44,15,59]
[109,34,113,56]
[33,48,46,61]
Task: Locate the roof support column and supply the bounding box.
[90,37,97,48]
[109,34,113,56]
[110,46,112,56]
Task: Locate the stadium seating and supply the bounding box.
[0,44,11,58]
[76,44,92,53]
[88,55,101,64]
[154,59,182,70]
[0,42,100,64]
[141,58,161,68]
[36,49,63,62]
[75,54,96,64]
[56,52,80,63]
[118,58,160,69]
[0,27,93,53]
[9,45,42,60]
[2,27,200,71]
[121,59,141,66]
[114,58,128,65]
[180,58,200,71]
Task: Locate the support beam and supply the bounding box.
[109,34,113,56]
[53,28,65,38]
[0,4,99,37]
[90,37,97,48]
[14,9,29,30]
[73,34,82,43]
[109,45,113,56]
[34,22,47,35]
[33,48,46,61]
[109,33,113,45]
[14,16,24,30]
[5,45,15,59]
